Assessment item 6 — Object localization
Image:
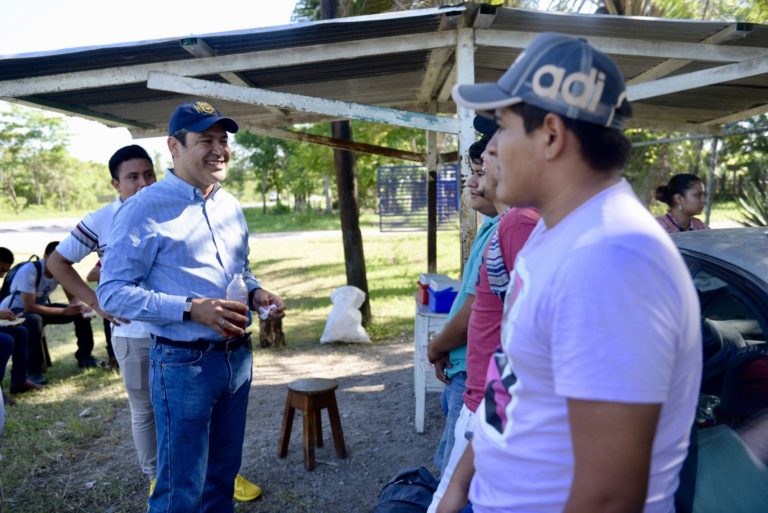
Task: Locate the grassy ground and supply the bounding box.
[0,223,460,512]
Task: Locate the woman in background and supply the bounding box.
[655,173,710,233]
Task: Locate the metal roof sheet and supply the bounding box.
[1,3,767,139]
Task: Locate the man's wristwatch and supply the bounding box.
[182,297,193,321]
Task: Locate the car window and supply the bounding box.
[693,268,765,347]
[678,254,768,513]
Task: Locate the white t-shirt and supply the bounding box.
[0,259,58,310]
[470,179,702,513]
[57,199,149,338]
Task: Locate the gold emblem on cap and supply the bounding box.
[194,102,216,115]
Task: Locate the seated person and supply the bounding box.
[0,331,13,405]
[0,241,96,376]
[0,247,41,393]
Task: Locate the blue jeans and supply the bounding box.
[0,325,29,384]
[0,333,13,386]
[434,372,466,473]
[148,341,252,513]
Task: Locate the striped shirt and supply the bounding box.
[57,198,149,338]
[97,170,261,342]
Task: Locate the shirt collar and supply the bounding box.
[165,169,221,201]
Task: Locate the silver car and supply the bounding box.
[671,228,768,513]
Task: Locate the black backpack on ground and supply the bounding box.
[0,256,43,306]
[372,466,438,513]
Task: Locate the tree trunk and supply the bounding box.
[261,170,267,214]
[330,121,372,326]
[323,0,371,326]
[5,175,20,212]
[324,175,332,213]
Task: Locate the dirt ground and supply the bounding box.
[46,335,444,513]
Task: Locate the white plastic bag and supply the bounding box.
[320,285,371,344]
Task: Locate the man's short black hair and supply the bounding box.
[44,241,59,258]
[509,102,633,173]
[0,247,14,265]
[468,135,491,165]
[108,145,152,180]
[170,129,189,147]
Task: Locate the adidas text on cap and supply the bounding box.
[452,32,630,129]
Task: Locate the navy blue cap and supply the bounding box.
[453,32,630,129]
[168,101,239,136]
[473,115,498,137]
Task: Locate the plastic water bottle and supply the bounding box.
[226,274,248,305]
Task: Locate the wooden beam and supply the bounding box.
[625,117,721,135]
[603,0,619,15]
[472,3,497,29]
[455,27,476,270]
[0,31,457,97]
[180,37,254,87]
[628,54,768,102]
[417,47,455,105]
[427,127,438,273]
[475,29,768,63]
[702,103,768,126]
[627,23,752,85]
[146,71,460,133]
[180,37,288,117]
[245,125,426,162]
[417,4,467,106]
[5,97,154,129]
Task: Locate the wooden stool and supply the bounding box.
[277,377,347,470]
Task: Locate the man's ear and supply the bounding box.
[111,178,120,193]
[540,113,567,161]
[167,136,180,159]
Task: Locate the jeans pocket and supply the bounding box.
[156,347,204,367]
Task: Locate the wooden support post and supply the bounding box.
[456,27,476,272]
[704,137,720,225]
[427,123,438,274]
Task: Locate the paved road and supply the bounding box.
[0,217,396,258]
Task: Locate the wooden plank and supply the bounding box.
[627,23,751,85]
[146,72,460,133]
[455,27,477,271]
[703,104,768,126]
[628,54,768,102]
[475,29,768,63]
[0,31,457,97]
[247,125,425,162]
[427,124,438,273]
[6,97,153,129]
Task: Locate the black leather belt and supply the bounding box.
[155,333,251,352]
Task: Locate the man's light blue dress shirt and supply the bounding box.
[98,170,260,342]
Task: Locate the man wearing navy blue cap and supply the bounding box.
[98,100,285,513]
[437,33,701,513]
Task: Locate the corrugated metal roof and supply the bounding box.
[1,3,767,138]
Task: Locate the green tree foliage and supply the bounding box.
[0,104,115,213]
[233,131,298,212]
[720,115,768,195]
[549,0,768,21]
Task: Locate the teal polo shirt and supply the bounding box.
[445,215,499,379]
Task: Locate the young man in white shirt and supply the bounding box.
[439,32,702,513]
